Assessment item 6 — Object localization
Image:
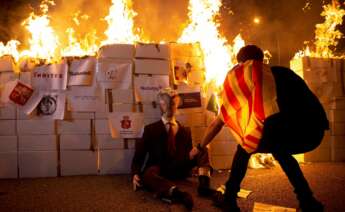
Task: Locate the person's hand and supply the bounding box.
[189,146,200,160]
[132,174,142,191]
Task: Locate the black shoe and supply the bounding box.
[172,188,194,210]
[299,197,324,212]
[212,191,240,212]
[198,176,216,197]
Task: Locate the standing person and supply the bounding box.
[190,45,329,212]
[131,88,214,210]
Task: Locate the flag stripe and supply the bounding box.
[252,61,265,121]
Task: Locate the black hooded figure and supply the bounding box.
[190,45,329,212]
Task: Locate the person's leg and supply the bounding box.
[272,151,323,211]
[213,145,250,212]
[142,165,194,210]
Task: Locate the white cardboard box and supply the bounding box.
[0,136,17,152]
[209,141,237,155]
[98,44,135,59]
[0,71,17,84]
[19,135,57,151]
[134,74,169,103]
[17,120,55,135]
[60,134,91,150]
[60,150,98,176]
[96,134,124,150]
[141,104,161,119]
[111,103,137,113]
[99,149,134,175]
[67,85,106,112]
[57,120,91,135]
[134,59,171,75]
[0,152,18,179]
[19,151,58,178]
[0,120,16,135]
[95,119,111,134]
[135,43,170,59]
[109,89,134,104]
[0,55,16,72]
[96,58,133,89]
[64,111,95,120]
[0,104,16,119]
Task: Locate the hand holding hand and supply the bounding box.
[189,146,200,160]
[132,174,142,191]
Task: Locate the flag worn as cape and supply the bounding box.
[220,60,279,153]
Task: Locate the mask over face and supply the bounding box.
[157,88,179,119]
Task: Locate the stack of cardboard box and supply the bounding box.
[290,57,345,162]
[96,44,136,175]
[0,57,18,178]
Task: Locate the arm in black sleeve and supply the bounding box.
[131,126,149,176]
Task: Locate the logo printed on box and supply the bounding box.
[9,81,34,106]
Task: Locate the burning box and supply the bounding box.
[60,134,92,150]
[134,59,171,75]
[68,56,96,86]
[98,44,135,59]
[57,120,91,135]
[170,43,203,58]
[134,74,169,103]
[0,104,16,119]
[0,55,16,72]
[0,120,16,135]
[19,151,58,178]
[96,58,133,89]
[19,135,57,151]
[99,149,134,175]
[135,43,171,60]
[17,120,56,135]
[60,150,98,176]
[173,57,205,84]
[290,57,345,97]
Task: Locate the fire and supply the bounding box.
[0,40,21,62]
[178,0,244,87]
[294,0,345,59]
[102,0,139,45]
[20,0,60,63]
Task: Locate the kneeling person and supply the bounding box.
[131,88,213,210]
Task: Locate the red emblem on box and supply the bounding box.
[9,82,34,106]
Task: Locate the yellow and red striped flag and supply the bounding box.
[220,60,279,153]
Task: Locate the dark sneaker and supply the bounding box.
[299,197,324,212]
[172,188,194,210]
[212,191,240,212]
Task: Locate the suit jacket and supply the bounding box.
[131,120,193,177]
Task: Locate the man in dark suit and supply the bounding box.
[190,45,329,212]
[131,88,213,210]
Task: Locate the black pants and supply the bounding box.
[142,150,210,197]
[224,113,325,201]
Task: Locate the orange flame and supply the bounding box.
[294,0,345,59]
[102,0,139,45]
[178,0,244,87]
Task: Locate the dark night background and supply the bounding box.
[0,0,344,66]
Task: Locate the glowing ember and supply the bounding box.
[295,0,345,59]
[102,0,139,45]
[178,0,245,87]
